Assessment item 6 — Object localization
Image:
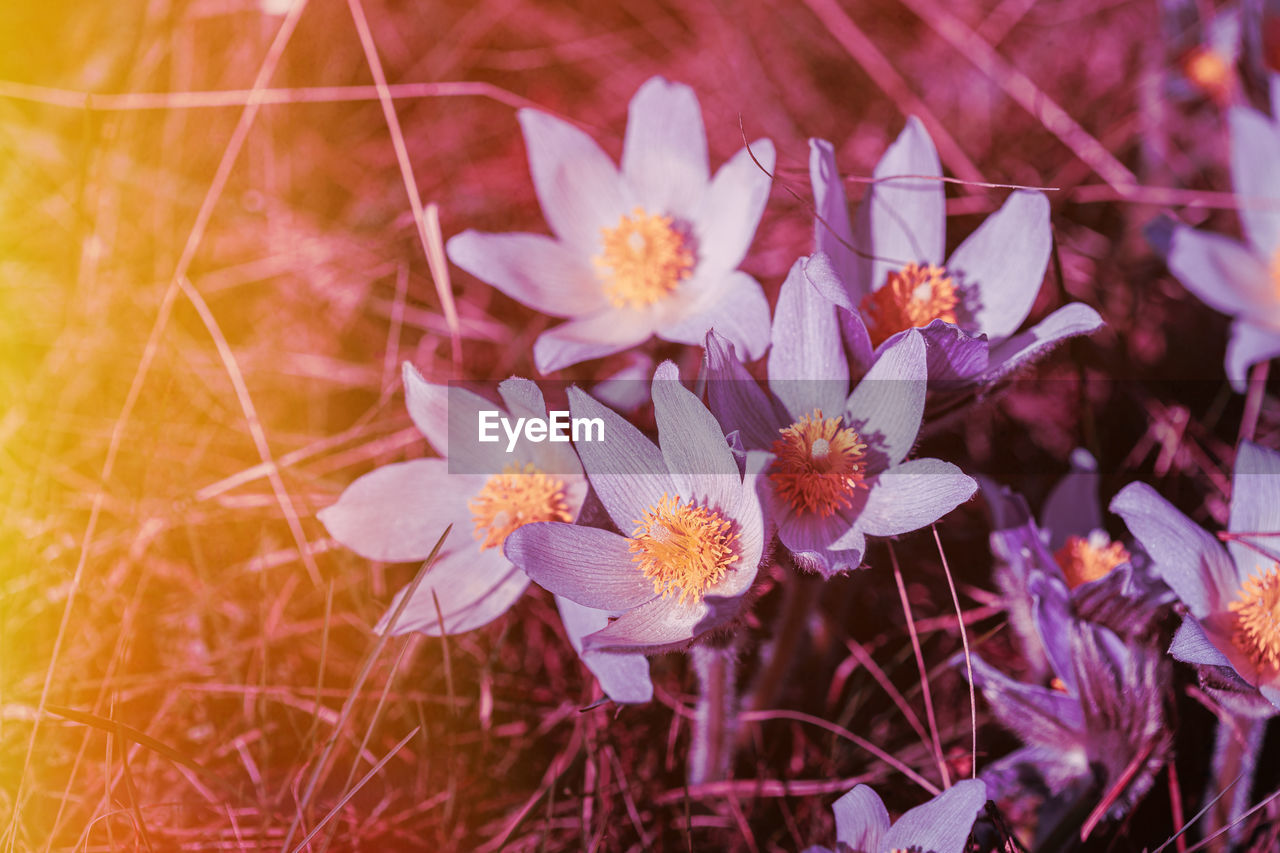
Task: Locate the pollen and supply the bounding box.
[468,463,573,550]
[628,495,739,604]
[1053,534,1131,589]
[594,206,695,308]
[1229,563,1280,673]
[769,411,869,517]
[859,262,959,347]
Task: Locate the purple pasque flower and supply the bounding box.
[704,258,976,577]
[803,779,987,853]
[1161,103,1280,391]
[504,361,768,654]
[806,118,1103,385]
[446,76,775,375]
[319,363,651,703]
[1112,440,1280,717]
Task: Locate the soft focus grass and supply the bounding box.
[1,0,1278,850]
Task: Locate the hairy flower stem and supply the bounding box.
[747,570,821,717]
[1239,360,1270,446]
[1207,714,1267,850]
[689,640,740,786]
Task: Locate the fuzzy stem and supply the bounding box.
[1238,360,1269,447]
[1207,714,1267,851]
[747,571,821,716]
[689,641,739,786]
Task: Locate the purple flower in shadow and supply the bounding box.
[704,258,976,577]
[806,118,1103,386]
[1112,440,1280,717]
[318,363,651,704]
[446,76,775,374]
[503,361,768,654]
[802,779,987,853]
[1160,103,1280,391]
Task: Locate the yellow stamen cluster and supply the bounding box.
[769,411,869,517]
[468,463,572,550]
[594,206,694,308]
[1229,563,1280,673]
[1053,534,1131,589]
[628,494,738,604]
[860,262,959,347]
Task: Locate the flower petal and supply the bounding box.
[917,319,990,381]
[533,309,654,374]
[505,521,655,609]
[580,595,714,653]
[657,270,771,361]
[808,138,861,301]
[1110,482,1236,618]
[693,140,775,273]
[318,459,478,562]
[856,458,976,537]
[831,785,889,852]
[446,230,605,318]
[882,779,987,853]
[1227,440,1280,581]
[517,108,631,252]
[1229,105,1280,257]
[1166,226,1276,319]
[704,330,788,450]
[568,385,675,529]
[498,377,583,475]
[651,361,742,510]
[1226,320,1280,393]
[402,362,451,455]
[555,595,654,704]
[766,257,850,420]
[777,502,867,578]
[376,546,528,636]
[947,190,1052,339]
[843,329,927,471]
[1169,616,1234,668]
[984,302,1104,380]
[1040,447,1103,549]
[860,117,945,294]
[621,76,710,220]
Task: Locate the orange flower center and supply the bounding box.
[1183,47,1234,101]
[1053,534,1131,589]
[628,495,739,604]
[468,463,572,550]
[769,411,869,517]
[594,206,694,308]
[860,262,959,347]
[1229,563,1280,673]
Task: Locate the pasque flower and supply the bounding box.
[504,361,768,653]
[704,258,976,577]
[802,779,987,853]
[806,118,1103,384]
[1112,440,1280,716]
[1160,102,1280,391]
[447,76,775,374]
[319,363,651,703]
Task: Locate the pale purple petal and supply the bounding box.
[692,139,775,273]
[568,386,675,529]
[1227,440,1280,582]
[856,458,976,537]
[861,117,945,293]
[917,319,990,382]
[498,377,582,475]
[657,270,771,361]
[505,521,655,610]
[1032,576,1078,693]
[831,785,889,852]
[651,360,741,509]
[621,76,709,220]
[590,351,656,413]
[581,595,709,653]
[705,453,769,598]
[704,330,788,450]
[803,250,856,313]
[777,502,867,578]
[985,302,1104,379]
[402,362,451,456]
[805,254,876,373]
[1226,320,1280,393]
[533,309,654,374]
[1229,105,1280,257]
[882,779,987,853]
[947,190,1052,339]
[517,108,632,252]
[1169,616,1234,668]
[376,546,528,636]
[555,595,654,704]
[1166,226,1276,319]
[808,138,860,299]
[966,653,1085,743]
[843,329,927,471]
[1110,483,1235,618]
[318,459,479,562]
[445,230,606,318]
[1041,447,1103,549]
[766,257,850,420]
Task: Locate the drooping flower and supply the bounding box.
[802,779,987,853]
[1157,102,1280,391]
[806,119,1103,385]
[446,76,775,374]
[1111,440,1280,716]
[504,361,768,654]
[704,258,976,577]
[318,363,652,703]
